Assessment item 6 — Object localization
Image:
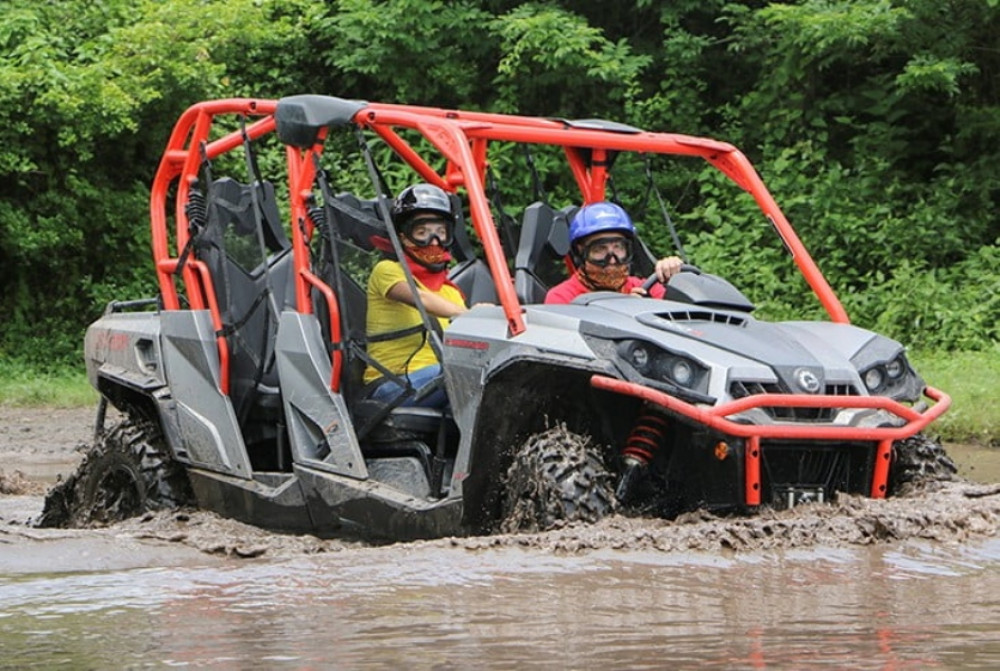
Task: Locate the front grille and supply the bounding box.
[730,380,782,398]
[761,442,873,505]
[729,380,860,421]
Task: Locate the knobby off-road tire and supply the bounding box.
[500,424,615,533]
[888,433,959,496]
[38,417,193,528]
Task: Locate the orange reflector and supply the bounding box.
[714,441,730,460]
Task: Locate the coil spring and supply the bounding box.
[308,205,327,234]
[185,187,207,228]
[621,407,670,464]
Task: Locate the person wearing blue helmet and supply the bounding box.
[545,201,683,304]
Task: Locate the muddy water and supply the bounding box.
[2,442,999,669]
[4,539,1000,668]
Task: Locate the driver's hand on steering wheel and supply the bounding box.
[653,256,684,284]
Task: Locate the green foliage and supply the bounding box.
[896,55,979,98]
[490,4,651,115]
[910,347,1000,446]
[315,0,493,106]
[0,360,95,407]
[0,0,313,367]
[842,245,1000,351]
[0,0,998,381]
[724,0,1000,183]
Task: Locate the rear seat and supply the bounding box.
[513,202,572,303]
[192,176,293,469]
[196,177,291,419]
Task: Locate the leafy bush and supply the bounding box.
[1,0,997,372]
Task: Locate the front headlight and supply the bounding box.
[885,356,905,379]
[616,339,708,393]
[857,352,922,400]
[863,366,885,392]
[623,341,651,372]
[669,359,695,387]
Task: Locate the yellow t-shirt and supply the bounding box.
[363,260,465,384]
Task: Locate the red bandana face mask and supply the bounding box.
[404,246,452,290]
[578,260,629,292]
[405,244,450,271]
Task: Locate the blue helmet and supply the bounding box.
[568,202,635,245]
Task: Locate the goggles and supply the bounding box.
[580,235,633,267]
[404,217,453,248]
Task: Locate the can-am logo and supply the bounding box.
[795,368,822,393]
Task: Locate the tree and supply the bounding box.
[0,0,312,366]
[0,0,996,365]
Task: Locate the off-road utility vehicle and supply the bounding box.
[41,95,954,539]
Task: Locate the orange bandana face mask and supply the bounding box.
[574,233,633,291]
[577,261,630,292]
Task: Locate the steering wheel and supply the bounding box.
[640,263,702,294]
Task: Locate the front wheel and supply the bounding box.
[887,433,958,496]
[500,424,615,533]
[38,417,193,527]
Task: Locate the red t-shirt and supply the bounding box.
[544,274,665,304]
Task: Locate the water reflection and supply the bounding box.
[4,538,1000,668]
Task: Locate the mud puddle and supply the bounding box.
[4,477,1000,571]
[3,404,1000,667]
[0,400,998,568]
[3,518,1000,668]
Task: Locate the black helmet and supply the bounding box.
[391,183,455,227]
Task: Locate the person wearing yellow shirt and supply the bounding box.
[364,184,468,409]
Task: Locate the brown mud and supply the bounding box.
[2,405,999,569]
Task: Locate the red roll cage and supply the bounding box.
[150,97,849,396]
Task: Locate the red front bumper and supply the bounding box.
[590,375,951,505]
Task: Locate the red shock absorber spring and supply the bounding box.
[621,406,670,465]
[616,405,671,503]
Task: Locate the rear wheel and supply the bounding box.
[500,424,615,532]
[39,417,192,527]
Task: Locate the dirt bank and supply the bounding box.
[0,405,93,488]
[2,405,999,571]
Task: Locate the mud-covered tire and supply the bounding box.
[38,418,193,527]
[500,425,615,533]
[888,433,959,496]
